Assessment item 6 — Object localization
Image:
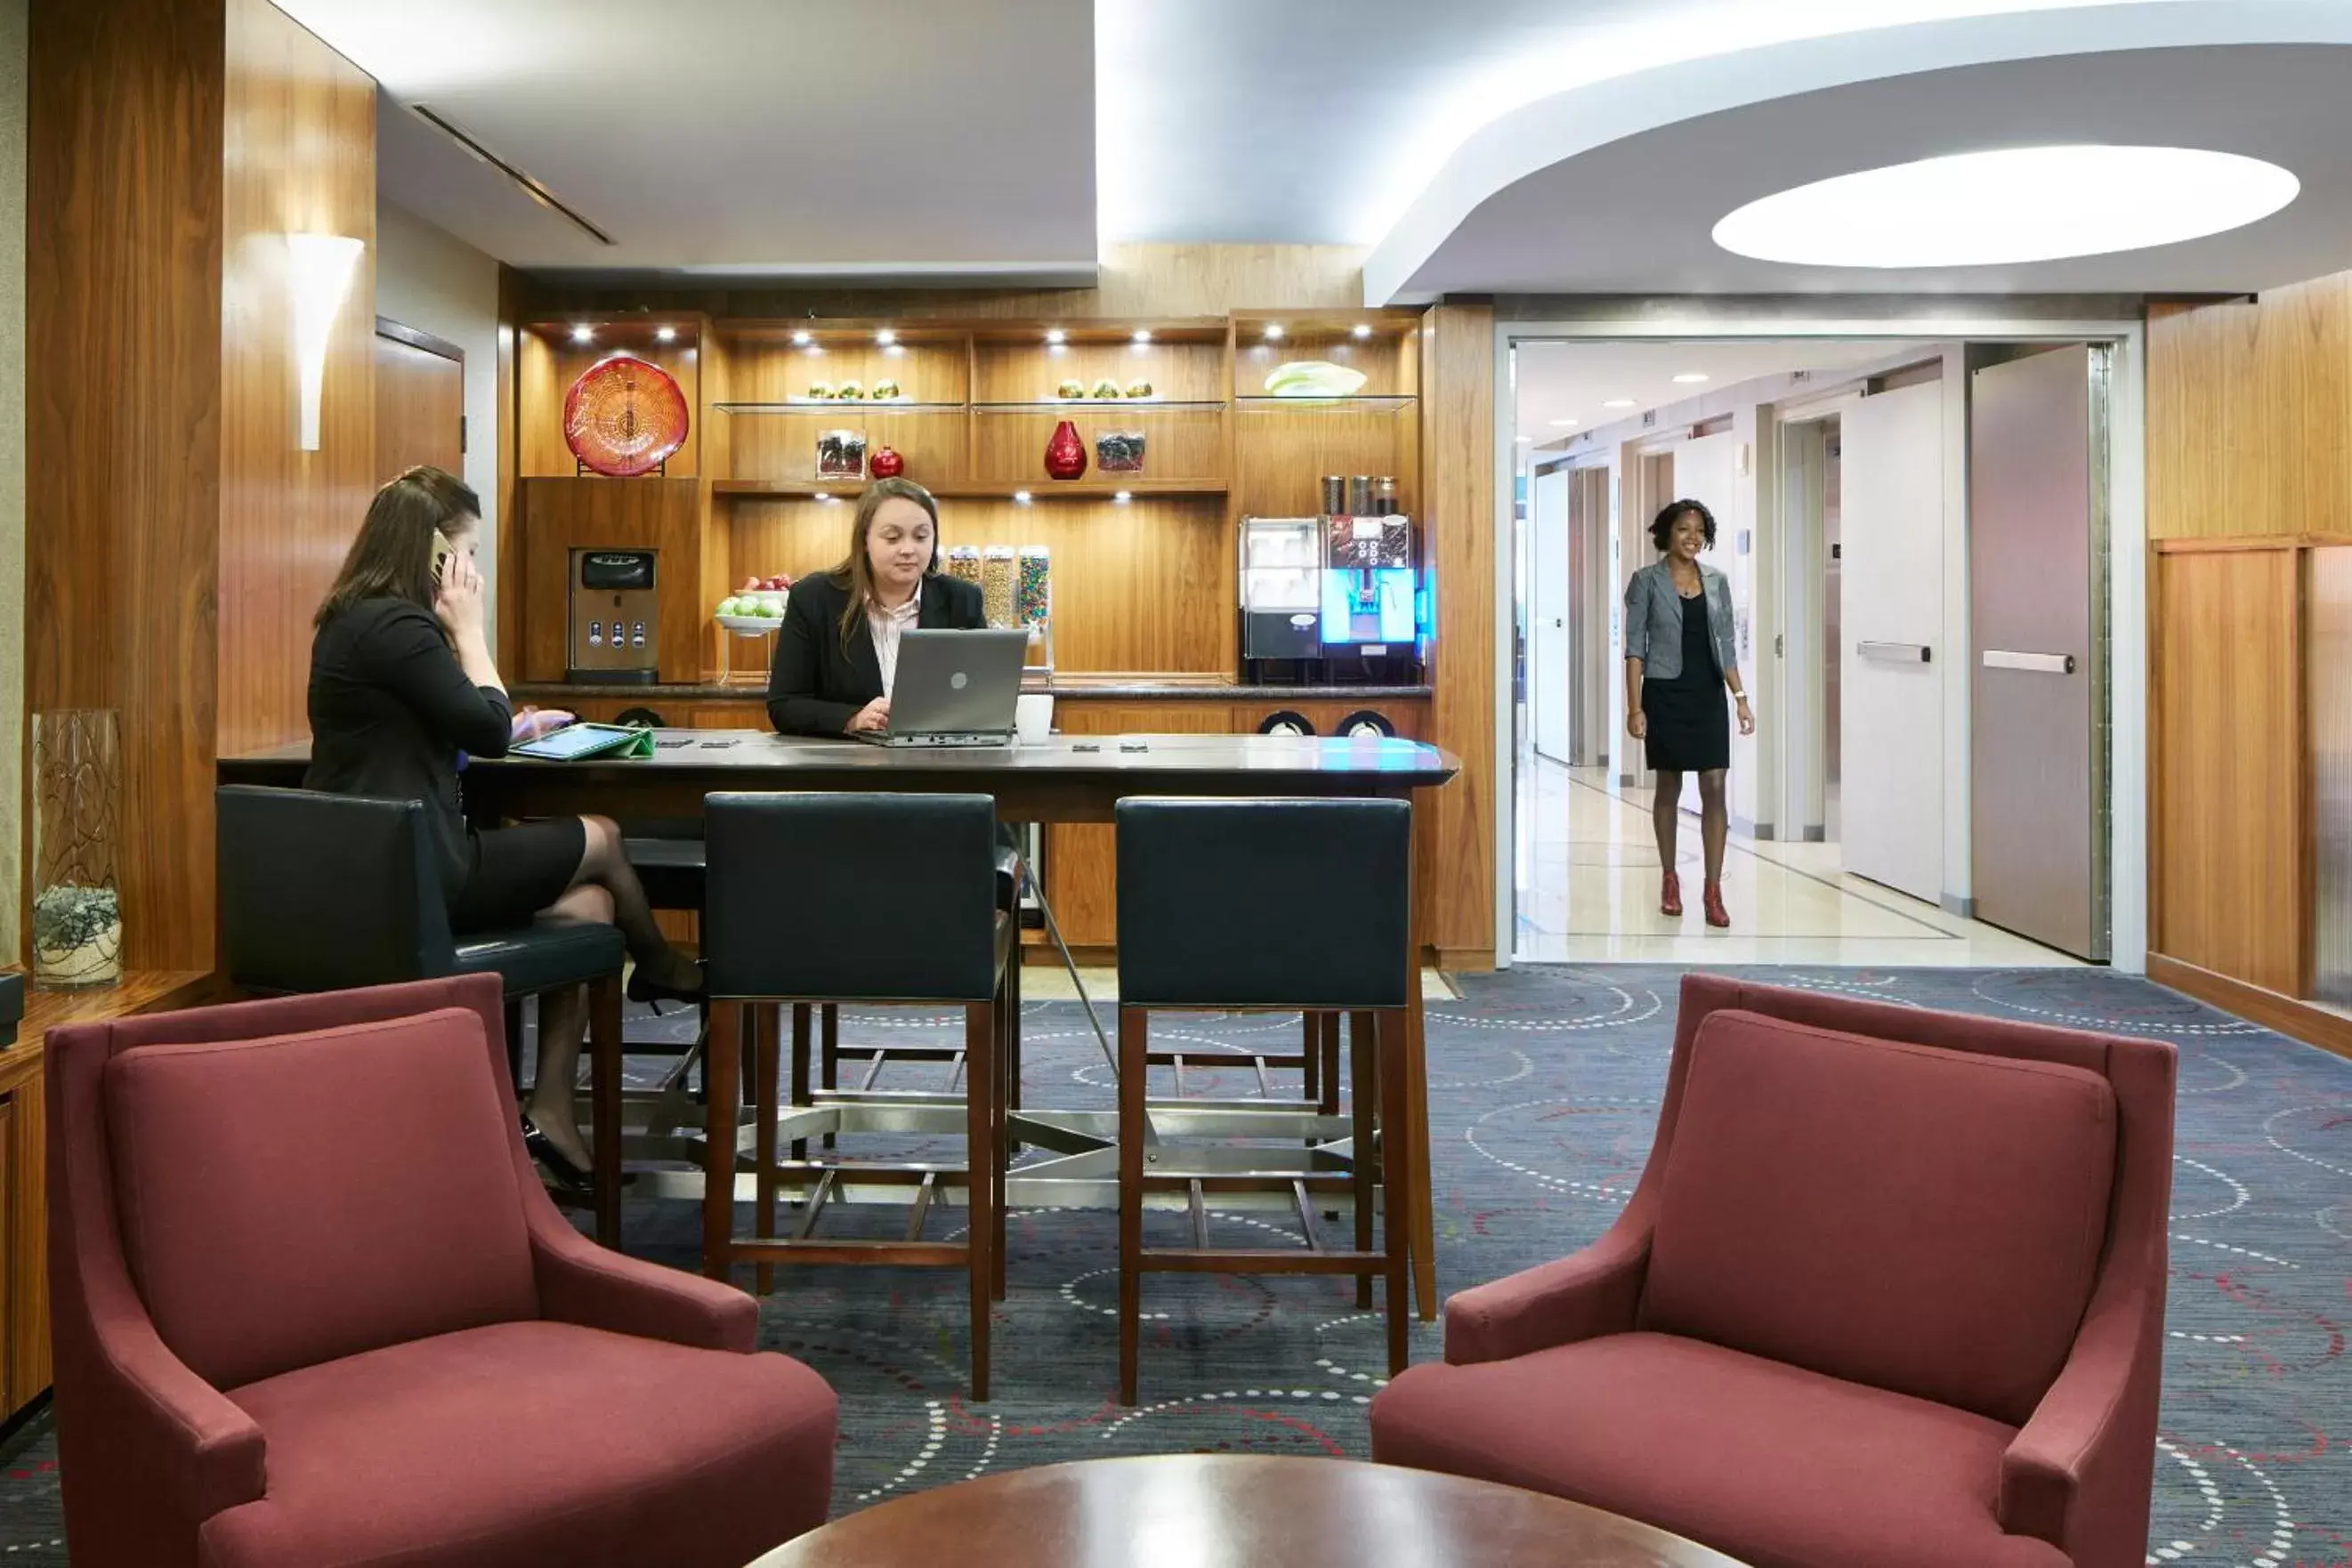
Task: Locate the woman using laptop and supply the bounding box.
[307,466,703,1186]
[765,477,987,735]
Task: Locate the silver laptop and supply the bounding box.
[857,628,1030,748]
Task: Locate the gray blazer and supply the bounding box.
[1623,560,1739,686]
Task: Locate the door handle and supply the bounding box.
[1857,641,1932,663]
[1981,650,2075,675]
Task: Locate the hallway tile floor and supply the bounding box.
[1515,758,2083,967]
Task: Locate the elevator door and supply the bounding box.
[1970,345,2108,959]
[1840,380,1946,902]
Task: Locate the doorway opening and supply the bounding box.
[1506,333,2125,969]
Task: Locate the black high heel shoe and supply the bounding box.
[520,1114,593,1191]
[626,960,707,1012]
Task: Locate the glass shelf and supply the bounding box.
[713,400,966,414]
[1235,394,1418,412]
[972,400,1227,413]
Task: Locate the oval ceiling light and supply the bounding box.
[1713,145,2297,269]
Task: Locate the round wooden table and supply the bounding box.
[747,1456,1748,1567]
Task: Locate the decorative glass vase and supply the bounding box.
[1043,418,1087,481]
[31,709,123,990]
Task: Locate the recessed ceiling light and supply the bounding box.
[1549,417,1580,428]
[1672,372,1709,384]
[654,326,676,343]
[1113,489,1133,503]
[570,325,594,344]
[1014,489,1034,505]
[1713,144,2299,269]
[1602,398,1637,408]
[1515,435,1534,444]
[1131,329,1152,344]
[790,329,812,346]
[1045,328,1066,345]
[1264,324,1284,341]
[811,490,829,501]
[1352,323,1374,339]
[875,329,896,346]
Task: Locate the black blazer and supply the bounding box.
[304,597,513,897]
[765,571,988,735]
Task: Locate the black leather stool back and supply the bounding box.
[1116,797,1412,1010]
[218,785,456,993]
[705,792,1001,1002]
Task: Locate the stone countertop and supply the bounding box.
[511,682,1435,704]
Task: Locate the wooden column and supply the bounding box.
[26,0,375,971]
[1418,303,1496,968]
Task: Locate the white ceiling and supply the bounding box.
[284,0,2352,298]
[1513,341,1926,438]
[1400,44,2352,297]
[282,0,1097,278]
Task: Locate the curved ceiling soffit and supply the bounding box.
[1362,0,2352,304]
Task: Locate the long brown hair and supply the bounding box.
[829,477,941,653]
[317,465,481,629]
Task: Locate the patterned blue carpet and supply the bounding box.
[3,965,2348,1564]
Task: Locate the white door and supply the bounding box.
[1839,380,1945,902]
[1532,467,1572,763]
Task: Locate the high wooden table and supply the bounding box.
[219,731,1459,1315]
[745,1457,1748,1567]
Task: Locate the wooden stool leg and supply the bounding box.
[1006,943,1022,1112]
[789,1003,812,1164]
[702,1001,743,1283]
[992,971,1010,1300]
[1300,1012,1321,1103]
[1351,1008,1377,1311]
[1378,1008,1413,1376]
[1404,989,1435,1320]
[1321,1012,1343,1116]
[820,1002,840,1152]
[503,998,527,1090]
[588,976,625,1250]
[755,1003,781,1297]
[1118,1005,1147,1406]
[963,1001,994,1402]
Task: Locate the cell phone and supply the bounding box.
[432,529,455,584]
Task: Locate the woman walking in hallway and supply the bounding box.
[1623,498,1755,927]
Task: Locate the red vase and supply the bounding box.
[870,445,904,478]
[1043,419,1087,481]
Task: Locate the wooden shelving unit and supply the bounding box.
[513,310,1428,690]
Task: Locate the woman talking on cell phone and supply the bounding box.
[1622,497,1756,929]
[304,465,702,1186]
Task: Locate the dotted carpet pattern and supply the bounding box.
[0,964,2346,1566]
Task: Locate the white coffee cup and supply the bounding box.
[1015,693,1055,745]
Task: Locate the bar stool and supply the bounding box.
[1113,796,1415,1405]
[214,785,630,1245]
[700,791,1013,1401]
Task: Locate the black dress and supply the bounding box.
[1641,586,1730,772]
[306,597,585,934]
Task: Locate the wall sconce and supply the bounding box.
[286,233,364,451]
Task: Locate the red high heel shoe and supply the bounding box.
[1703,881,1730,928]
[1660,870,1683,917]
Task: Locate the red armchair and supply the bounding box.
[47,974,838,1568]
[1371,975,2174,1568]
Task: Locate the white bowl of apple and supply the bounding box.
[716,574,791,633]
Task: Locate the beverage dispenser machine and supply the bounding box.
[1240,516,1323,676]
[568,549,659,684]
[1321,512,1417,658]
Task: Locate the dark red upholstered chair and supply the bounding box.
[46,974,838,1568]
[1371,974,2174,1568]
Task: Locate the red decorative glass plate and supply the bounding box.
[563,355,690,476]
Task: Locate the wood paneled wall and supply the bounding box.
[2147,284,2352,1051]
[521,478,706,683]
[27,0,374,970]
[1418,304,1496,964]
[217,0,376,762]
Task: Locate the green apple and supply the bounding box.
[716,596,741,618]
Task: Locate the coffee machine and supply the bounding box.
[568,549,659,684]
